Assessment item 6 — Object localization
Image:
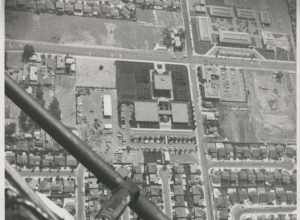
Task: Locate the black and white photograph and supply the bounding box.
[1,0,298,220]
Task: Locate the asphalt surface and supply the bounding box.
[189,64,214,220]
[76,164,85,220]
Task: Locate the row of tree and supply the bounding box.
[18,87,61,133]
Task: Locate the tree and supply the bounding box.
[48,97,61,120]
[22,44,35,63]
[64,201,76,216]
[178,28,185,40]
[162,28,173,48]
[19,111,28,132]
[5,123,16,136]
[36,84,45,107]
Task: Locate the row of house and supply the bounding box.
[210,169,296,190]
[243,213,297,220]
[135,0,180,11]
[205,142,296,161]
[25,176,76,195]
[6,0,137,21]
[169,164,206,220]
[6,151,78,168]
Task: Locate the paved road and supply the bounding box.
[189,64,215,220]
[181,0,193,57]
[231,205,296,220]
[209,160,295,171]
[76,164,85,220]
[5,39,296,71]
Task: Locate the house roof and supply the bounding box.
[134,101,159,122]
[173,185,184,195]
[171,103,189,123]
[174,195,185,206]
[154,73,172,90]
[174,207,188,218]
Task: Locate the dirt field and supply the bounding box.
[54,75,76,127]
[78,88,120,163]
[5,10,182,51]
[220,68,246,102]
[246,69,296,142]
[219,69,296,143]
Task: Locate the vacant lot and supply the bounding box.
[218,102,257,142]
[76,57,116,88]
[5,10,183,51]
[220,68,246,102]
[79,88,120,162]
[246,70,296,142]
[54,75,76,127]
[218,69,296,142]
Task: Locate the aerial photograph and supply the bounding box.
[4,0,297,220]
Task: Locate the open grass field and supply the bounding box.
[76,57,116,88]
[136,8,184,27]
[5,10,183,51]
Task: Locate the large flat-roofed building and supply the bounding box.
[103,94,112,117]
[219,30,251,46]
[236,8,256,19]
[209,5,234,18]
[134,101,159,122]
[171,103,189,123]
[153,72,172,98]
[260,10,272,25]
[153,73,172,90]
[134,101,159,128]
[198,16,212,42]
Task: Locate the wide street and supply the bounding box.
[5,39,296,72]
[76,164,85,220]
[189,64,214,220]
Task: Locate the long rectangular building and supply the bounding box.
[209,5,234,18]
[103,94,112,117]
[236,8,256,19]
[219,30,251,46]
[198,16,212,42]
